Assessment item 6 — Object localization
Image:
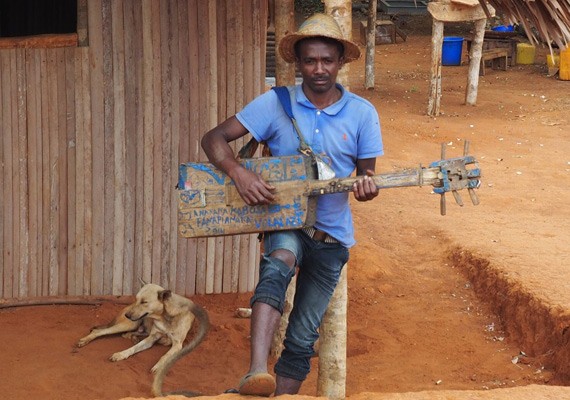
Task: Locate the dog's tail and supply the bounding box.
[151,302,210,398]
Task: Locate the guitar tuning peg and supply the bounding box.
[463,140,470,156]
[452,190,464,206]
[468,188,480,206]
[440,193,446,216]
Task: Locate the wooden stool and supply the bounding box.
[480,48,508,76]
[359,20,396,44]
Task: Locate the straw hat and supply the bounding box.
[278,13,361,64]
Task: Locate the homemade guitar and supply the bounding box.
[177,142,481,238]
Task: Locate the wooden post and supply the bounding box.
[77,0,89,47]
[274,0,295,86]
[319,2,352,397]
[465,18,486,105]
[318,267,348,400]
[427,18,444,116]
[365,0,377,89]
[270,0,296,358]
[325,0,352,88]
[271,275,295,357]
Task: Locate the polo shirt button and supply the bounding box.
[315,129,320,133]
[317,111,321,115]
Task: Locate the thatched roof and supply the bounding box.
[479,0,570,49]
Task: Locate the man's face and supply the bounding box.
[296,38,344,94]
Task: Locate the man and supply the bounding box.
[201,13,383,396]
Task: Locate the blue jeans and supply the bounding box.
[250,230,349,382]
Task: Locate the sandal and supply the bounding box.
[238,372,276,397]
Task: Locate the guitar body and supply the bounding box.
[177,155,318,238]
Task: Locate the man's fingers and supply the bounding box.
[251,190,274,205]
[353,175,378,201]
[243,182,275,206]
[233,168,276,205]
[365,175,377,194]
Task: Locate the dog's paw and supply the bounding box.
[122,332,148,344]
[76,338,90,347]
[150,362,164,374]
[110,352,128,362]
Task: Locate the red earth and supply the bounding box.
[2,26,570,400]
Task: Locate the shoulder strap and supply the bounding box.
[271,86,313,155]
[271,86,294,119]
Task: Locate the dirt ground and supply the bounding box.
[2,26,570,400]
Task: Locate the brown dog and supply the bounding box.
[77,283,209,397]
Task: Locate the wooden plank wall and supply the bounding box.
[0,0,267,299]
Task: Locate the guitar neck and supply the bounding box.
[305,167,442,196]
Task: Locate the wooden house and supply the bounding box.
[0,0,268,299]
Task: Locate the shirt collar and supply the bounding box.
[294,83,348,115]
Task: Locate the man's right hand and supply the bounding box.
[230,165,276,206]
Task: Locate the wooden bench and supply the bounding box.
[480,48,509,76]
[465,35,518,67]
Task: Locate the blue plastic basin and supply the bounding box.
[491,25,514,32]
[442,36,463,66]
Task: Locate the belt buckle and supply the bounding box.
[302,227,336,243]
[312,230,328,242]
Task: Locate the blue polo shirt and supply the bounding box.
[236,84,383,248]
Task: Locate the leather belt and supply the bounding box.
[301,227,339,244]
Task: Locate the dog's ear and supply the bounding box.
[158,289,172,302]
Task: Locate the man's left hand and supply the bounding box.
[352,170,378,202]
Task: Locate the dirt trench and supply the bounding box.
[449,247,570,384]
